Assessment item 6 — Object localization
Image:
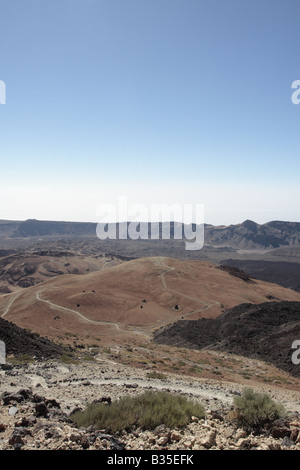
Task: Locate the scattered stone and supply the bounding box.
[236,438,252,449]
[19,389,32,400]
[35,402,49,418]
[268,442,282,450]
[154,424,168,436]
[9,431,24,450]
[27,415,37,426]
[270,419,291,439]
[80,435,90,449]
[170,431,181,442]
[200,430,217,449]
[157,436,169,446]
[8,406,18,416]
[2,392,24,405]
[281,436,293,448]
[235,428,247,440]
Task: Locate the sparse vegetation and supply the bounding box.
[60,353,79,364]
[232,388,285,433]
[146,371,167,380]
[189,365,203,374]
[79,354,96,362]
[64,332,78,338]
[154,301,300,379]
[212,368,222,376]
[7,354,35,365]
[71,391,205,434]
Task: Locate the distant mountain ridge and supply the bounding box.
[0,219,96,238]
[0,218,299,249]
[204,219,300,249]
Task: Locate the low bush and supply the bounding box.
[146,371,167,380]
[60,353,79,364]
[71,390,205,434]
[233,387,285,433]
[8,354,35,365]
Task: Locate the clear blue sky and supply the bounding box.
[0,0,299,225]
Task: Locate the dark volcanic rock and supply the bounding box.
[34,402,49,418]
[0,316,66,359]
[219,259,300,293]
[154,301,300,377]
[217,265,254,282]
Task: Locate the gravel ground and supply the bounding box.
[1,358,300,451]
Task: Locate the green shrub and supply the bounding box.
[79,354,96,362]
[146,371,167,380]
[60,353,79,364]
[71,390,205,434]
[189,365,203,374]
[8,354,35,365]
[233,388,285,433]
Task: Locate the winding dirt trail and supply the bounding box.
[35,291,150,338]
[152,257,220,319]
[1,292,22,318]
[1,257,221,341]
[31,258,221,340]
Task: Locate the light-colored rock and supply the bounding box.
[290,421,300,428]
[170,431,181,442]
[200,430,217,449]
[235,428,247,440]
[8,406,18,416]
[157,436,168,446]
[183,439,193,449]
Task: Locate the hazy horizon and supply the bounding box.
[1,215,299,227]
[1,0,300,226]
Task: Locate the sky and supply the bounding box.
[0,0,299,226]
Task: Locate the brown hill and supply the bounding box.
[1,257,300,346]
[0,251,123,293]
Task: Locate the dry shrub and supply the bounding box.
[71,390,205,434]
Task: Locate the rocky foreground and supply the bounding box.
[1,358,300,451]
